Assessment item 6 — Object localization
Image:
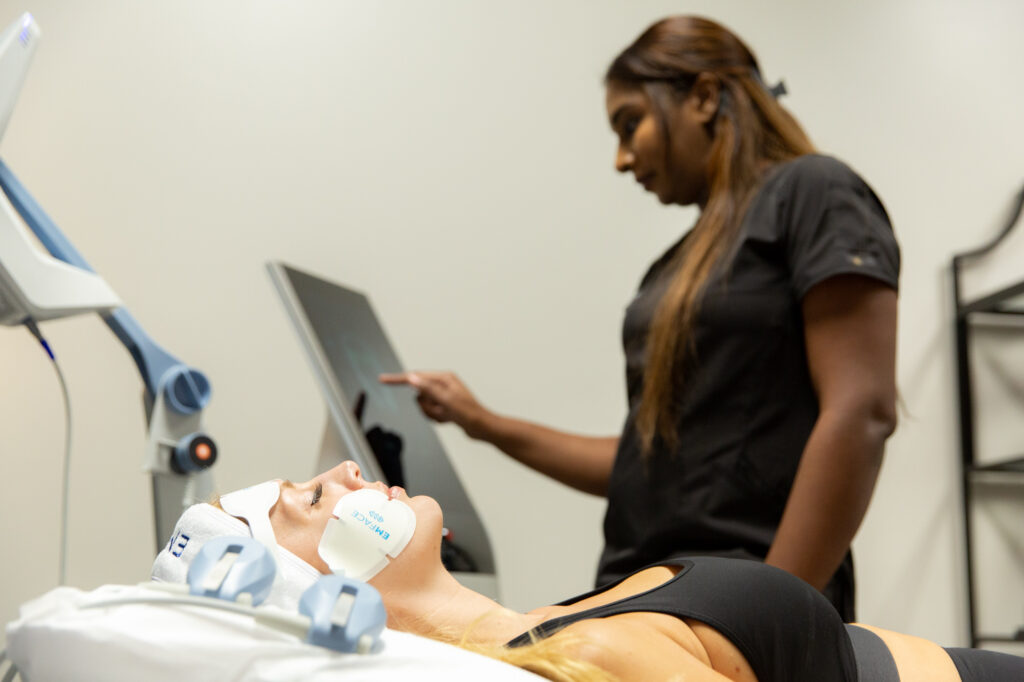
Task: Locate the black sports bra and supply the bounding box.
[507,556,857,682]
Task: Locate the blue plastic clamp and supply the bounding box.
[186,536,276,605]
[299,574,386,654]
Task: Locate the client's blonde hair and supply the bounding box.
[431,618,618,682]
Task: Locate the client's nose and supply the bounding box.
[337,461,361,486]
[330,461,388,494]
[347,461,362,480]
[327,460,369,490]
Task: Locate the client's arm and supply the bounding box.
[380,371,619,496]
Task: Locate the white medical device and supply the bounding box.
[319,489,417,582]
[0,15,120,323]
[0,12,218,550]
[166,486,393,654]
[87,536,387,656]
[221,480,418,583]
[179,536,387,654]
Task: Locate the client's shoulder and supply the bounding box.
[561,614,723,682]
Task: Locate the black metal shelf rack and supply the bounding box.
[951,185,1024,649]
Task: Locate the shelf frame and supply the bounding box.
[950,184,1024,649]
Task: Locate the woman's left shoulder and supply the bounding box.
[769,154,873,192]
[763,154,891,226]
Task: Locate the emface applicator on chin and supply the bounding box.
[318,488,416,582]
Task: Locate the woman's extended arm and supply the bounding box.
[379,371,619,496]
[765,274,898,591]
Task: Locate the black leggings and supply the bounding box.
[846,625,1024,681]
[846,625,900,681]
[944,647,1024,682]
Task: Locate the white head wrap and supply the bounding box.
[150,503,320,611]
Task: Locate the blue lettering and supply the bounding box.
[169,531,189,557]
[166,531,178,553]
[348,510,392,540]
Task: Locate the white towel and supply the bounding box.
[150,503,320,611]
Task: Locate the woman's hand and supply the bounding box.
[381,371,619,496]
[379,371,492,439]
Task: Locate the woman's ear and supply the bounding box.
[688,72,721,124]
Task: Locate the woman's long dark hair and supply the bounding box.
[606,16,815,453]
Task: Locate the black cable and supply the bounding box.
[24,319,72,586]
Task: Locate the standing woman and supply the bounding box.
[382,15,898,621]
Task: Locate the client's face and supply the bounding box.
[261,461,441,576]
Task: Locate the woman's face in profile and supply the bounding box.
[605,81,713,207]
[251,461,442,576]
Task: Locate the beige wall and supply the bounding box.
[3,0,1024,652]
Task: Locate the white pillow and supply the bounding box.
[6,584,544,682]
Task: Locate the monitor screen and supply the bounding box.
[267,262,495,577]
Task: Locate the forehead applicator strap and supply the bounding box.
[219,480,281,551]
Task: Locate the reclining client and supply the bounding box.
[152,462,1024,682]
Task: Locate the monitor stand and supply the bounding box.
[315,414,500,600]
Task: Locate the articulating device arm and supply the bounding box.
[0,13,216,550]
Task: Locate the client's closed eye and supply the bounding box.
[310,483,323,507]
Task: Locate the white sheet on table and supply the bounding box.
[6,584,544,681]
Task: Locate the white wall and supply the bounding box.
[2,0,1023,653]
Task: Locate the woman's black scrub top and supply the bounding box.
[597,155,901,621]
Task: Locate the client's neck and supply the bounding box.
[373,562,542,645]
